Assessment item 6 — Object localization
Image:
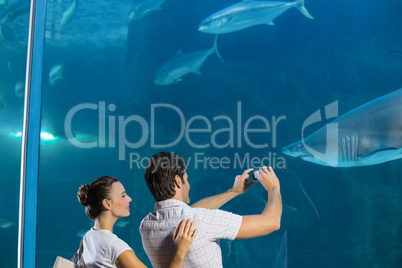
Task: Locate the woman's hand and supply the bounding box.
[173,218,197,260]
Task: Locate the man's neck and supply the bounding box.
[171,192,184,203]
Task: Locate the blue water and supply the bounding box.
[1,0,401,267]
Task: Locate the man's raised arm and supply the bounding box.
[191,168,256,209]
[236,166,282,239]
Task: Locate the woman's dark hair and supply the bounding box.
[145,152,186,201]
[77,176,119,220]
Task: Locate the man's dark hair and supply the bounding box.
[145,152,187,201]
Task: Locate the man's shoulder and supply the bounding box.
[139,211,158,229]
[141,211,157,221]
[139,205,190,230]
[139,202,241,229]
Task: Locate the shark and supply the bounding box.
[282,88,402,167]
[198,0,314,34]
[154,35,221,85]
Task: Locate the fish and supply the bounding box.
[76,228,87,238]
[60,0,77,27]
[198,0,314,34]
[48,64,63,86]
[14,80,24,98]
[115,219,129,227]
[0,219,14,229]
[129,0,167,21]
[282,88,402,167]
[154,35,221,85]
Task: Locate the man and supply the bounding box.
[140,152,282,267]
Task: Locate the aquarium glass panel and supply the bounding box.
[0,0,30,267]
[33,0,402,267]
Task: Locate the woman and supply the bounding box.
[77,176,197,268]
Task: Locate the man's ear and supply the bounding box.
[174,175,182,189]
[102,199,111,210]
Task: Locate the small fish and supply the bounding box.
[129,0,166,21]
[154,35,221,85]
[76,228,87,238]
[48,64,63,86]
[14,80,25,98]
[0,219,14,229]
[199,0,314,34]
[60,0,77,27]
[115,219,129,227]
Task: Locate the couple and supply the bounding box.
[77,152,282,267]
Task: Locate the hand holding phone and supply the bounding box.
[251,169,260,180]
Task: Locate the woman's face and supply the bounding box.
[109,182,132,218]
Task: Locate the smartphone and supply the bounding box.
[251,169,260,180]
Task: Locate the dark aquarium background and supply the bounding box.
[0,0,401,267]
